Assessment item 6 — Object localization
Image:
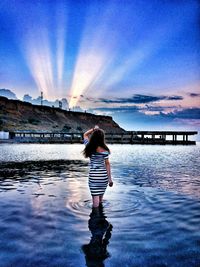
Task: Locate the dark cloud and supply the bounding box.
[86,94,183,104]
[96,94,166,104]
[166,96,183,100]
[188,93,200,97]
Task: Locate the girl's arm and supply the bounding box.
[83,125,99,140]
[83,128,94,140]
[105,159,113,187]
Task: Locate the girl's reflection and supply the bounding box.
[82,205,113,267]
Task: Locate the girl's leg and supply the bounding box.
[92,195,100,208]
[99,194,104,204]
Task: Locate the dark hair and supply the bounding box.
[83,129,110,158]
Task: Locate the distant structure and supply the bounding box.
[61,98,69,110]
[59,101,62,109]
[8,130,198,145]
[41,91,43,106]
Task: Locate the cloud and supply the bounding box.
[96,95,165,104]
[87,104,179,115]
[23,94,69,109]
[84,94,183,104]
[0,88,18,100]
[164,108,200,119]
[87,105,200,135]
[88,105,200,120]
[188,93,200,97]
[144,104,178,112]
[166,96,183,100]
[88,105,140,113]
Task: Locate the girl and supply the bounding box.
[83,126,113,208]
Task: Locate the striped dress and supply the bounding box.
[84,139,110,196]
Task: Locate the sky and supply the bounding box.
[0,0,199,137]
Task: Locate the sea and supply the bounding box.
[0,143,199,267]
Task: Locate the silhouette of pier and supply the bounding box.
[109,131,197,145]
[7,130,198,145]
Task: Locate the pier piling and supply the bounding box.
[6,130,198,145]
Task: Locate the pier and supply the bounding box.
[106,131,197,145]
[6,130,198,145]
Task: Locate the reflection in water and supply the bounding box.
[82,205,113,267]
[0,145,200,266]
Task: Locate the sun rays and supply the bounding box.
[21,2,68,100]
[24,28,54,99]
[13,0,198,109]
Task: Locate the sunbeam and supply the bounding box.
[0,0,199,135]
[19,2,68,99]
[68,1,191,107]
[2,0,197,113]
[69,51,109,108]
[68,1,122,108]
[56,3,68,95]
[24,28,54,99]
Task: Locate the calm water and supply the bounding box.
[0,143,200,267]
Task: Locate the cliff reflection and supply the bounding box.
[82,205,113,267]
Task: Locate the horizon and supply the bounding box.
[0,0,199,136]
[0,88,199,142]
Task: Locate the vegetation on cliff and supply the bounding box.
[0,96,125,133]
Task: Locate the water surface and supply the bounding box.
[0,143,200,266]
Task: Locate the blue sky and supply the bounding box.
[0,0,199,137]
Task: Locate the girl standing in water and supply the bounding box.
[83,126,113,208]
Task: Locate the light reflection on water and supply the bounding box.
[0,144,200,266]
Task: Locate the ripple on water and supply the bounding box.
[0,147,200,266]
[66,188,144,219]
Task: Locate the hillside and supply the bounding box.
[0,96,125,133]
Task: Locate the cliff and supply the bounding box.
[0,96,125,133]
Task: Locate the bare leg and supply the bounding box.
[92,195,100,208]
[99,194,104,204]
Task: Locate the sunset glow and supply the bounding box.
[0,0,199,133]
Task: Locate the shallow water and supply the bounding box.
[0,143,200,266]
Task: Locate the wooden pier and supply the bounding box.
[8,130,198,145]
[106,131,197,145]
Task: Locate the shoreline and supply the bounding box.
[0,140,198,145]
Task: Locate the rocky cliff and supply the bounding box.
[0,96,125,133]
